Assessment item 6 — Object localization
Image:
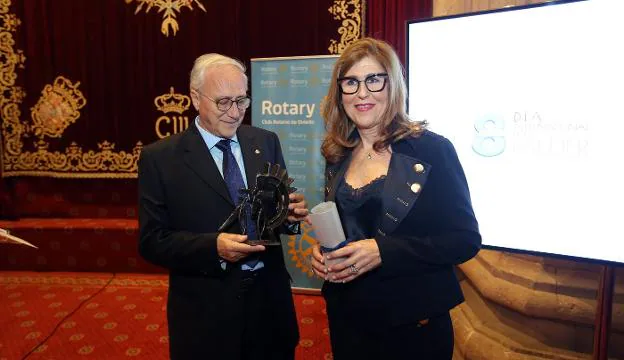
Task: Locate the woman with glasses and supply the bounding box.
[311,38,481,359]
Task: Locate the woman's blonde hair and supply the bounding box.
[321,38,426,164]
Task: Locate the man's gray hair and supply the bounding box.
[190,53,247,90]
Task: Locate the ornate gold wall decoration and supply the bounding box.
[1,0,26,170]
[31,77,87,139]
[125,0,207,37]
[328,0,363,54]
[154,87,191,139]
[1,1,143,178]
[3,71,142,177]
[7,139,142,178]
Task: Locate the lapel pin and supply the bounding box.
[410,183,421,194]
[254,149,261,154]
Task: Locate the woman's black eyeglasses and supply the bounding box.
[337,73,388,95]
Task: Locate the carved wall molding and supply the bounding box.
[455,251,624,359]
[452,298,592,360]
[458,251,615,326]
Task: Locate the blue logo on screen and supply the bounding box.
[472,115,505,157]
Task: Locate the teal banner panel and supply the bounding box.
[251,55,338,291]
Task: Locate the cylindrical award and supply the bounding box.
[309,201,347,266]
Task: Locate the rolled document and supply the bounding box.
[309,201,347,266]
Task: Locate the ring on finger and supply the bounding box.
[349,264,359,274]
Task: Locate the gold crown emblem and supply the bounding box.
[287,222,317,278]
[31,76,87,138]
[48,77,87,110]
[154,87,191,114]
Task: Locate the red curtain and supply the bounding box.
[1,0,363,219]
[9,0,341,161]
[366,0,433,65]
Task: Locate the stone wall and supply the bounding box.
[453,251,623,359]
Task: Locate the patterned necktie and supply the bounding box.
[215,139,258,247]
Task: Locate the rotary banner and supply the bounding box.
[251,55,338,291]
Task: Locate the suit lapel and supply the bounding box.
[324,139,432,237]
[378,141,432,236]
[182,123,233,206]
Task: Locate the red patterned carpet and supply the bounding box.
[0,272,332,360]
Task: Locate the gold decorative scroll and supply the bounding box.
[1,0,27,176]
[1,0,26,162]
[125,0,207,37]
[4,139,142,178]
[328,0,363,54]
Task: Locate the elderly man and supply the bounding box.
[138,53,308,360]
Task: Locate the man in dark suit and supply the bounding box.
[138,53,308,360]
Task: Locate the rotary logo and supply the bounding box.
[287,222,317,277]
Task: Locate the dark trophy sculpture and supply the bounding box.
[218,162,296,246]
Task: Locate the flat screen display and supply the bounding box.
[407,0,624,263]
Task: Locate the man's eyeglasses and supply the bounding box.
[337,73,389,95]
[194,89,251,112]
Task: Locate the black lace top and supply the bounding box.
[336,175,386,243]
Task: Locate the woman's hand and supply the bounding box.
[310,243,328,279]
[325,238,382,283]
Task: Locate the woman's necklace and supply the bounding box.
[360,143,389,161]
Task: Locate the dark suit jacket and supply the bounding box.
[138,123,298,359]
[322,130,481,328]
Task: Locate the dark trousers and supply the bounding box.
[167,267,297,360]
[238,269,297,360]
[328,312,454,360]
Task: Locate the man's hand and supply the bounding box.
[217,232,265,263]
[287,192,310,224]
